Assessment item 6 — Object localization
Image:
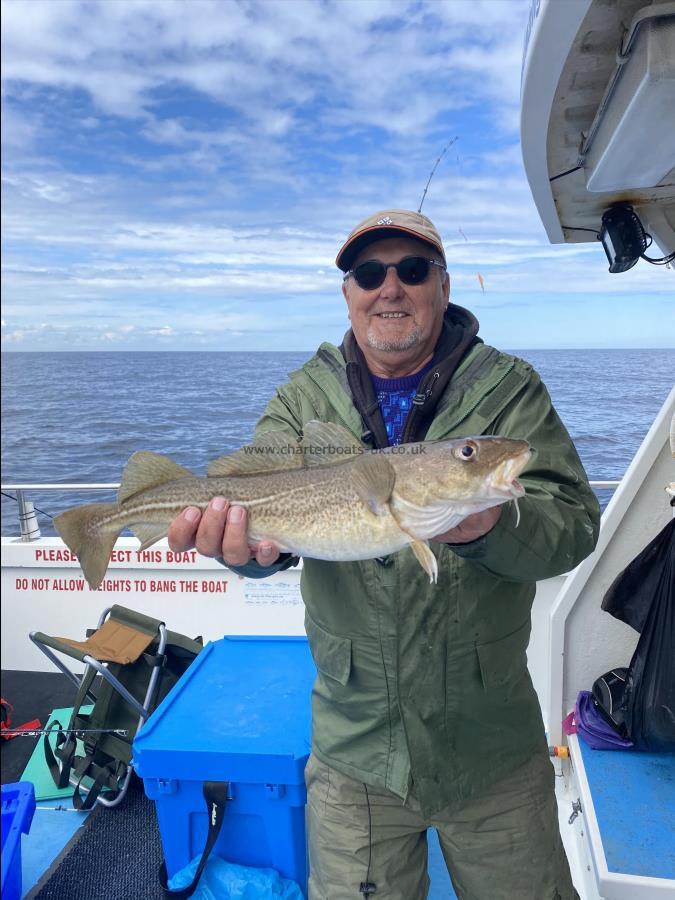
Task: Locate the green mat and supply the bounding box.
[21,705,94,801]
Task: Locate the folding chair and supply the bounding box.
[29,605,199,809]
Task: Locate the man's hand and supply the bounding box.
[434,506,502,544]
[167,497,281,567]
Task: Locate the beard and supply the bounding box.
[366,321,423,353]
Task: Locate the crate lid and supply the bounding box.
[133,637,315,784]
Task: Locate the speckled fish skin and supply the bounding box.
[54,426,531,591]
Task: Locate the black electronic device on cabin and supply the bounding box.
[599,204,649,273]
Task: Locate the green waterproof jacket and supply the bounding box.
[249,337,600,817]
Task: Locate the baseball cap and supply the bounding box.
[336,209,446,272]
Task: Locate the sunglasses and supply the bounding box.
[344,256,446,291]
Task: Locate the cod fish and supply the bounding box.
[54,421,530,591]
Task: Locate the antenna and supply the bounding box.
[418,137,458,213]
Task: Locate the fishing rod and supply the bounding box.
[3,728,130,738]
[418,136,458,212]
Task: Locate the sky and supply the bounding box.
[1,0,673,352]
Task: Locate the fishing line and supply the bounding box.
[1,491,54,520]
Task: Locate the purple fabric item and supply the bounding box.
[571,691,634,750]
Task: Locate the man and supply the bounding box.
[169,209,600,899]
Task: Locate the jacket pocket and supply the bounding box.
[476,620,530,692]
[305,612,352,686]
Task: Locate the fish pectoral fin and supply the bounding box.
[351,453,396,515]
[119,452,193,503]
[410,540,438,584]
[131,523,169,551]
[389,498,469,539]
[300,421,365,467]
[208,431,304,476]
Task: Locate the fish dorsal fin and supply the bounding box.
[118,451,193,504]
[207,432,304,477]
[301,421,365,468]
[351,453,396,515]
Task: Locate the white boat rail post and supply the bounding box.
[16,489,41,541]
[2,483,120,541]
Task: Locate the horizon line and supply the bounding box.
[2,347,675,354]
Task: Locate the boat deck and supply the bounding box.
[12,800,458,899]
[2,670,458,898]
[17,800,457,898]
[6,683,675,899]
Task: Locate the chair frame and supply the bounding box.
[30,605,167,808]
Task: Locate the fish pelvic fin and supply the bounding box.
[54,503,123,591]
[410,540,438,584]
[131,523,169,551]
[118,451,193,503]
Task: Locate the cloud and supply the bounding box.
[2,0,530,135]
[2,0,673,352]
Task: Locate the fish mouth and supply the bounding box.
[494,450,531,497]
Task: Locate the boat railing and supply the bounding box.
[1,480,622,542]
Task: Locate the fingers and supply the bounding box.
[168,506,202,552]
[253,541,281,567]
[219,505,281,567]
[195,497,231,559]
[219,504,251,566]
[168,500,281,568]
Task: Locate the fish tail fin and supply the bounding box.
[54,503,122,591]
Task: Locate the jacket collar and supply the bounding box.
[339,305,480,448]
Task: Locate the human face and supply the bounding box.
[342,236,449,378]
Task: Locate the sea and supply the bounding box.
[1,349,674,537]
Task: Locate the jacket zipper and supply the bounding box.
[412,371,440,406]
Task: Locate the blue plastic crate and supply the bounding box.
[133,636,315,896]
[1,781,36,900]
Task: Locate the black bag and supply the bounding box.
[599,519,675,751]
[591,667,630,738]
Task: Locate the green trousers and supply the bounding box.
[305,750,579,900]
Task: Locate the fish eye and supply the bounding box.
[453,442,477,461]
